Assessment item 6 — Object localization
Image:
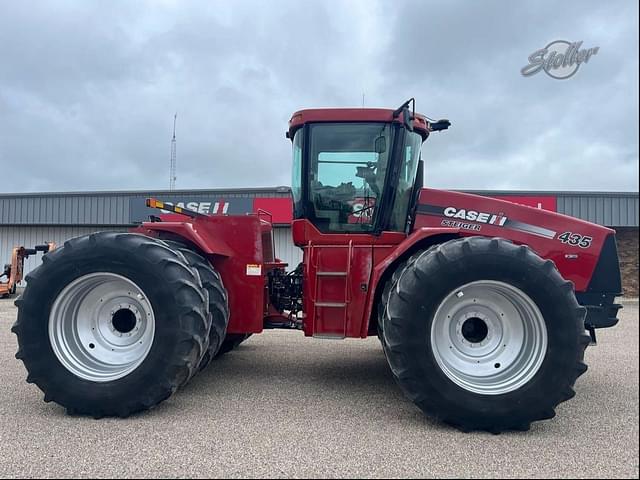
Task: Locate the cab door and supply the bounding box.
[305,239,373,338]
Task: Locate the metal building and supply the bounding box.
[1,188,638,295]
[0,187,296,275]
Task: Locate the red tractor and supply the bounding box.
[12,100,622,432]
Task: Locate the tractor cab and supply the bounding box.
[284,100,450,339]
[287,100,449,241]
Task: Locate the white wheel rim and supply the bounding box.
[48,273,155,382]
[430,280,548,395]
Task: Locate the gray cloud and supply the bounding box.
[380,0,639,191]
[0,0,637,193]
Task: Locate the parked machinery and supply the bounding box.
[12,100,622,432]
[1,243,55,298]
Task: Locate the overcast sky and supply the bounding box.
[0,0,638,194]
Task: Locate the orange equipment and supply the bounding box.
[0,243,56,298]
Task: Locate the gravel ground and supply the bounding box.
[0,298,637,479]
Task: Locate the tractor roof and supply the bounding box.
[287,108,430,140]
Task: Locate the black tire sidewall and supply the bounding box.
[159,240,229,365]
[386,240,583,425]
[18,236,203,411]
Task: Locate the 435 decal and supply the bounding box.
[557,231,592,248]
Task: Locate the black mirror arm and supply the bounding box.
[392,98,415,118]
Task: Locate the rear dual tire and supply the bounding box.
[158,240,246,361]
[380,237,590,432]
[12,232,212,417]
[160,240,229,369]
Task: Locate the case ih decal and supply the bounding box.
[417,204,557,239]
[443,206,508,226]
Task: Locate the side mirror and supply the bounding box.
[430,119,451,132]
[374,135,386,154]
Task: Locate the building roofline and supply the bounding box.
[0,186,293,198]
[0,186,637,199]
[461,190,639,197]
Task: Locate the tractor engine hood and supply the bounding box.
[413,188,621,296]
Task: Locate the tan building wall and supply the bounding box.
[616,227,639,297]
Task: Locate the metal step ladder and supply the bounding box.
[311,241,353,337]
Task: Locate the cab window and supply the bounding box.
[308,123,393,233]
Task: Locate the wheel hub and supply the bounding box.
[49,273,155,382]
[112,308,138,334]
[430,280,548,395]
[460,316,489,344]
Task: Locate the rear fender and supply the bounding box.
[132,215,266,335]
[132,221,233,257]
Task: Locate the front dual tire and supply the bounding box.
[380,237,590,432]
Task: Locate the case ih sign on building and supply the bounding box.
[131,197,254,223]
